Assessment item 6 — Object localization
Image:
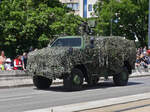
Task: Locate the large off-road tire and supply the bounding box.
[33,76,52,89]
[87,76,99,86]
[63,68,84,91]
[113,67,129,86]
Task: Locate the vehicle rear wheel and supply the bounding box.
[63,68,84,91]
[113,67,129,86]
[33,76,52,89]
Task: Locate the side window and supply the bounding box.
[50,38,82,47]
[51,39,63,47]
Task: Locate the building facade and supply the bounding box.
[59,0,98,18]
[59,0,80,15]
[79,0,97,18]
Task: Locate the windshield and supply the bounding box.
[51,38,81,47]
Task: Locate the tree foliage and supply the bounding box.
[94,0,148,47]
[0,0,83,57]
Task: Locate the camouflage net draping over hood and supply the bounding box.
[26,47,71,79]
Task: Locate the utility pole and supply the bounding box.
[148,0,150,48]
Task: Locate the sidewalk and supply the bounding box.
[81,99,150,112]
[0,67,150,89]
[25,92,150,112]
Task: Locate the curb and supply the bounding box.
[0,74,28,77]
[0,74,150,89]
[0,84,34,89]
[130,74,150,78]
[0,80,63,89]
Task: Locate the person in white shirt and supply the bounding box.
[4,58,12,70]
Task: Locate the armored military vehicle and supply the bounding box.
[26,36,136,90]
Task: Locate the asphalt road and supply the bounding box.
[0,76,150,112]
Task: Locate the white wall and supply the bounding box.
[79,0,84,17]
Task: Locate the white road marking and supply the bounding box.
[24,92,150,112]
[0,96,32,102]
[0,90,51,102]
[0,90,50,100]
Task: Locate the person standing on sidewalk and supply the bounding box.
[21,52,27,70]
[0,51,6,70]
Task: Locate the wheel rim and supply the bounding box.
[121,69,128,81]
[121,70,128,81]
[73,75,81,85]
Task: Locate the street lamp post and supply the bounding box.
[148,0,150,48]
[110,0,113,36]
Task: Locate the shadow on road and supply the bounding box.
[37,81,142,92]
[127,82,142,86]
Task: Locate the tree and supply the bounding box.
[50,13,83,36]
[0,0,83,57]
[94,0,148,47]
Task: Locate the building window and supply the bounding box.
[67,3,79,11]
[67,4,72,9]
[73,3,79,11]
[88,4,92,11]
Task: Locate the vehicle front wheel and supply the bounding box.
[63,68,84,91]
[113,67,129,86]
[33,76,52,89]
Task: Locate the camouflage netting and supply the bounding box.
[26,47,71,79]
[26,36,136,79]
[94,36,136,73]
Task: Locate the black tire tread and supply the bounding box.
[113,67,129,86]
[63,68,83,91]
[33,76,52,89]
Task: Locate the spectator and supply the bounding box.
[4,58,13,70]
[0,51,6,70]
[143,46,147,54]
[29,46,33,52]
[140,54,148,68]
[21,52,27,70]
[135,46,150,72]
[13,55,23,70]
[147,49,150,54]
[137,47,143,55]
[135,55,141,67]
[144,52,150,64]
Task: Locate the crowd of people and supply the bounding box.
[135,46,150,69]
[0,51,27,71]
